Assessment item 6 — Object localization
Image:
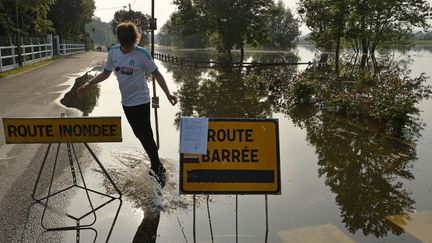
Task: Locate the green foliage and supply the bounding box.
[85,17,116,47]
[48,0,95,40]
[284,65,432,134]
[0,0,56,37]
[110,10,150,46]
[264,1,300,49]
[156,20,172,46]
[193,0,273,58]
[298,0,431,57]
[164,0,208,48]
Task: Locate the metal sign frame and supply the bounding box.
[180,118,281,195]
[2,115,123,242]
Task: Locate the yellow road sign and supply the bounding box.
[2,117,122,144]
[180,118,280,194]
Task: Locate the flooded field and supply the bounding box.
[57,46,432,242]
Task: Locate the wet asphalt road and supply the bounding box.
[0,52,107,243]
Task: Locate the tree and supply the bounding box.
[265,1,300,49]
[48,0,95,40]
[85,17,116,47]
[0,0,55,37]
[299,0,431,70]
[156,20,172,46]
[298,0,348,73]
[166,0,208,48]
[349,0,430,67]
[110,10,151,46]
[194,0,273,62]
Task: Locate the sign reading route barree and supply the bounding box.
[2,117,122,144]
[180,118,280,194]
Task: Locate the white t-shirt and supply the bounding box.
[104,44,157,106]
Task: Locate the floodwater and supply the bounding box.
[54,46,432,243]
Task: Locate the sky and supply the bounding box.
[93,0,301,33]
[94,0,432,35]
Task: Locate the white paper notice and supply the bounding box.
[180,117,209,154]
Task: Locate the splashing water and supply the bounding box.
[94,149,205,214]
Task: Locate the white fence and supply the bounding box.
[59,43,85,56]
[0,35,86,73]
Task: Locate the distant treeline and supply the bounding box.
[412,31,432,41]
[85,18,116,47]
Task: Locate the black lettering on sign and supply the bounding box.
[203,148,260,163]
[102,124,109,136]
[202,150,210,162]
[46,125,54,137]
[7,125,54,137]
[207,128,255,142]
[18,125,27,136]
[217,129,226,141]
[232,149,241,162]
[245,129,254,142]
[7,125,17,137]
[208,129,215,142]
[110,125,117,136]
[59,124,117,137]
[73,125,82,136]
[93,125,101,136]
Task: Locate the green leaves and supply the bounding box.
[110,10,151,46]
[47,0,95,40]
[284,65,431,135]
[298,0,431,70]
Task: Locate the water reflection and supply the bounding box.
[133,208,161,243]
[60,72,100,116]
[160,51,298,126]
[286,107,418,238]
[161,49,424,239]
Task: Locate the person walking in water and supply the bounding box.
[77,21,177,187]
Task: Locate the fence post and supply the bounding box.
[31,38,35,63]
[54,35,60,56]
[10,37,16,67]
[63,40,66,56]
[47,34,53,58]
[0,43,3,72]
[21,37,24,63]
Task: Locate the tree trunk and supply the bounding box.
[335,37,341,75]
[360,39,368,68]
[226,48,232,63]
[240,42,244,64]
[360,14,368,68]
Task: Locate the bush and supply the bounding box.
[284,66,431,134]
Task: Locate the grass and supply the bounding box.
[0,56,60,79]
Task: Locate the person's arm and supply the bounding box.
[153,69,178,106]
[77,71,111,97]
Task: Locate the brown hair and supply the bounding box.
[116,21,141,47]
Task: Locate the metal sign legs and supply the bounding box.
[192,194,270,243]
[31,142,122,243]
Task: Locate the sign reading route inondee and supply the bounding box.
[2,117,122,144]
[180,118,280,194]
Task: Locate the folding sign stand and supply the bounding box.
[31,142,122,243]
[192,194,269,243]
[2,115,123,243]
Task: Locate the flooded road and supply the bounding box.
[56,46,432,243]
